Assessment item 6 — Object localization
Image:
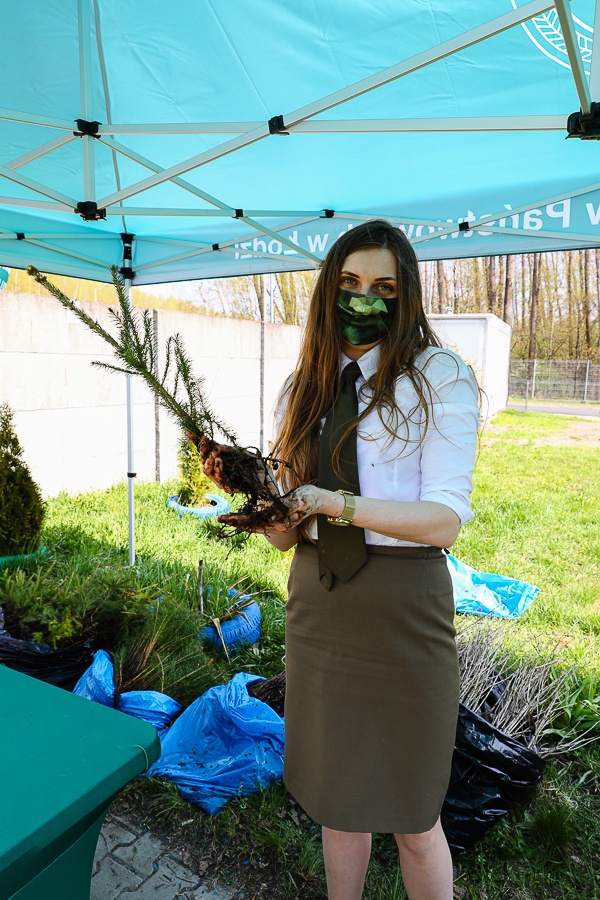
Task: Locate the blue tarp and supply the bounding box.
[0,2,599,283]
[447,553,540,619]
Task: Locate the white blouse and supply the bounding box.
[274,344,480,547]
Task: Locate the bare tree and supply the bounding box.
[584,250,594,358]
[486,256,498,315]
[252,275,266,322]
[528,253,541,375]
[274,271,315,325]
[502,254,514,325]
[436,259,447,313]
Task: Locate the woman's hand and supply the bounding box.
[217,485,340,534]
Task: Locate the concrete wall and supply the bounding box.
[0,293,509,498]
[429,314,511,420]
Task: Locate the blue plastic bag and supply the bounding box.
[72,648,115,706]
[148,672,285,814]
[447,554,539,619]
[73,652,181,739]
[119,691,182,739]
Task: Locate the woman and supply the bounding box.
[203,219,479,900]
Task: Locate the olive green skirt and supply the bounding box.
[284,542,459,834]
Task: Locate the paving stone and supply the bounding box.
[157,856,202,887]
[118,865,235,899]
[90,855,143,900]
[102,818,139,851]
[113,831,165,878]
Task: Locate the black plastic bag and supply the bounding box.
[441,703,545,853]
[0,634,93,687]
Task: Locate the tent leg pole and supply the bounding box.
[124,276,136,567]
[126,372,135,566]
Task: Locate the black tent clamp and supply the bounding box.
[268,114,289,135]
[75,201,106,221]
[567,102,600,139]
[73,119,102,138]
[458,220,472,231]
[120,233,135,281]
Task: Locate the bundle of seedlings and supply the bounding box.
[455,618,600,756]
[112,593,215,707]
[28,266,296,534]
[247,670,286,716]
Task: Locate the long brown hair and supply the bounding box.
[272,218,444,496]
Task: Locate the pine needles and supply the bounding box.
[28,265,235,446]
[28,265,293,533]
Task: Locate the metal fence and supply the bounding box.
[509,359,600,403]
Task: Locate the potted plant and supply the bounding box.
[166,433,231,520]
[0,403,46,568]
[200,577,262,660]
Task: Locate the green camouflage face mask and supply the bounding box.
[336,289,397,345]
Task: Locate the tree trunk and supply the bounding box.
[528,253,540,377]
[486,256,497,315]
[436,259,446,314]
[252,275,266,321]
[584,249,594,358]
[596,249,600,365]
[503,254,514,325]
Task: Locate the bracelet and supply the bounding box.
[326,490,356,526]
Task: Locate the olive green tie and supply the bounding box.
[317,361,368,591]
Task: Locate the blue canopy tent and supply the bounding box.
[1,0,598,561]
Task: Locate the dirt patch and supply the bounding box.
[482,419,600,447]
[534,420,600,447]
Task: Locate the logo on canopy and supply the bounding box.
[510,2,592,74]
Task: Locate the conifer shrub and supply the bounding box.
[177,432,215,507]
[0,403,46,557]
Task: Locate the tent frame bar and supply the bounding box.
[0,163,77,206]
[101,207,331,218]
[554,0,592,113]
[98,135,321,263]
[78,0,96,202]
[26,238,110,268]
[282,0,555,127]
[0,107,74,130]
[288,116,566,132]
[86,115,569,134]
[5,135,77,170]
[96,0,554,209]
[591,0,600,98]
[135,215,323,272]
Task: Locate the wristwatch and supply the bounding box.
[327,490,356,526]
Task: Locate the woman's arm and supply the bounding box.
[290,487,460,548]
[262,528,300,552]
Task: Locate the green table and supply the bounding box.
[0,666,161,900]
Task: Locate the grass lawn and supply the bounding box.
[2,409,599,899]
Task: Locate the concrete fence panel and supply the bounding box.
[1,292,507,498]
